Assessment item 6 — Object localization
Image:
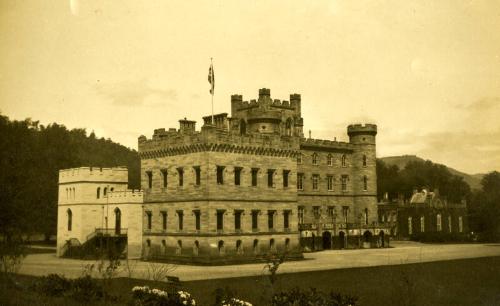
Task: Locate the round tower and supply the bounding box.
[347,124,378,224]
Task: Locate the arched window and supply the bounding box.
[408,217,413,235]
[240,119,247,135]
[236,240,243,254]
[285,118,293,136]
[66,188,69,199]
[218,240,225,255]
[114,208,121,235]
[253,239,259,255]
[420,216,425,232]
[364,208,369,225]
[362,155,367,167]
[193,240,199,256]
[103,187,107,197]
[285,238,290,251]
[72,187,75,199]
[96,187,101,199]
[448,215,452,233]
[436,214,442,231]
[67,209,72,231]
[363,176,368,191]
[110,187,114,192]
[161,240,167,255]
[327,154,333,166]
[458,216,463,233]
[341,155,346,167]
[269,238,276,253]
[176,240,182,255]
[312,153,318,165]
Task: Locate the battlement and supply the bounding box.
[300,137,354,152]
[59,167,128,184]
[138,126,301,157]
[347,124,378,136]
[231,88,299,114]
[107,189,143,204]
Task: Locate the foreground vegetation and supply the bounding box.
[1,256,500,305]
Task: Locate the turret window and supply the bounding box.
[362,155,367,167]
[251,168,259,186]
[96,187,101,199]
[67,209,72,231]
[146,171,153,189]
[177,168,184,186]
[234,167,242,186]
[283,170,290,188]
[363,176,368,191]
[267,169,275,188]
[216,166,225,184]
[146,211,152,230]
[193,166,201,186]
[160,169,168,188]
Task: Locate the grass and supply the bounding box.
[2,256,500,305]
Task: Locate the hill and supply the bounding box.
[380,155,483,190]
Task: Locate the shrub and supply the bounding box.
[131,286,196,306]
[32,273,104,302]
[272,287,358,306]
[33,274,71,296]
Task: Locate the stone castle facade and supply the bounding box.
[57,88,388,263]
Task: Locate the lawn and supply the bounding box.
[2,256,500,305]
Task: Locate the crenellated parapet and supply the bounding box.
[139,127,301,159]
[107,189,144,204]
[59,167,128,184]
[300,137,355,153]
[347,124,378,137]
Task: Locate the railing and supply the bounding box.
[87,228,128,241]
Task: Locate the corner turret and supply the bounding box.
[347,124,377,144]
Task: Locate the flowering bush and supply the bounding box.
[221,297,253,306]
[131,286,196,306]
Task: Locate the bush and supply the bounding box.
[32,273,104,302]
[131,286,196,306]
[272,288,358,306]
[33,274,71,297]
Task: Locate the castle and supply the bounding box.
[57,88,389,263]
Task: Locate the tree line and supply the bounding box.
[0,114,140,241]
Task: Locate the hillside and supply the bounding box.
[380,155,483,190]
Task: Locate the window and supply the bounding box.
[161,240,167,254]
[234,167,242,186]
[216,166,225,184]
[176,240,182,255]
[420,216,425,232]
[217,210,224,231]
[218,240,225,255]
[177,210,183,231]
[363,176,368,191]
[110,187,113,192]
[408,217,413,235]
[253,239,259,254]
[297,173,304,190]
[313,206,320,219]
[312,174,319,190]
[161,211,167,231]
[285,238,290,251]
[342,206,349,223]
[341,154,346,167]
[234,210,242,231]
[448,215,452,233]
[236,240,243,254]
[193,166,201,186]
[193,241,199,256]
[297,153,302,164]
[103,187,107,197]
[194,210,201,231]
[327,206,335,219]
[161,169,168,188]
[251,210,259,231]
[341,175,348,192]
[436,214,442,231]
[268,210,275,230]
[177,168,184,186]
[267,169,275,188]
[284,210,291,229]
[270,238,276,253]
[327,175,334,191]
[312,153,318,165]
[97,187,101,199]
[362,155,367,167]
[283,170,290,188]
[458,216,463,233]
[251,168,259,186]
[364,208,368,225]
[146,211,152,230]
[327,154,333,166]
[298,206,304,224]
[240,120,246,135]
[67,209,72,231]
[146,171,153,189]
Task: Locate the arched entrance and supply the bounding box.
[379,230,385,247]
[322,231,332,250]
[114,208,121,235]
[363,230,372,248]
[338,231,346,249]
[311,233,316,251]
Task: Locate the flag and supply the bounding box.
[208,62,215,95]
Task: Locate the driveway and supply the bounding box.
[18,242,500,281]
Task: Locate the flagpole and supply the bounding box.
[211,57,214,126]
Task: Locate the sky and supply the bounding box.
[1,0,499,174]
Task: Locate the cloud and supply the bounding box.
[462,97,500,111]
[93,79,177,107]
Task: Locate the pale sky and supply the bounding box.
[1,0,500,174]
